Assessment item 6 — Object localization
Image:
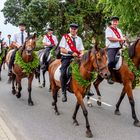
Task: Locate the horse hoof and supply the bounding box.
[0,77,1,81]
[12,90,16,95]
[55,111,60,115]
[86,130,93,138]
[16,94,21,98]
[114,110,121,115]
[134,120,140,127]
[97,101,101,106]
[73,120,79,126]
[28,101,34,106]
[42,83,45,87]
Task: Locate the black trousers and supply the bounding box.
[9,48,18,70]
[107,48,120,70]
[60,56,73,93]
[42,47,52,64]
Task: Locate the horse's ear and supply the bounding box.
[32,33,37,40]
[94,42,99,51]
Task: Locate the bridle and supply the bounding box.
[94,50,108,73]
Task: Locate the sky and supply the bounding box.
[0,0,18,39]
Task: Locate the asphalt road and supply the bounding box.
[0,68,140,140]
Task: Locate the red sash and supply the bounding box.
[46,34,55,46]
[110,27,121,38]
[64,34,80,55]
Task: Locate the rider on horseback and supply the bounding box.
[8,23,27,76]
[41,27,58,70]
[105,16,126,84]
[59,23,84,102]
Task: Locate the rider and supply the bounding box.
[41,27,58,70]
[105,16,126,84]
[8,23,27,76]
[5,34,12,48]
[59,23,84,102]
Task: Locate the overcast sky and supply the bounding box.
[0,0,18,39]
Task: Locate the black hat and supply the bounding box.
[110,16,119,21]
[70,23,78,28]
[47,27,53,31]
[19,23,26,26]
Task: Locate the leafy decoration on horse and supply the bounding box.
[71,62,97,88]
[15,51,39,74]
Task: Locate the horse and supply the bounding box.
[89,44,140,127]
[48,45,110,138]
[6,34,38,105]
[0,39,7,81]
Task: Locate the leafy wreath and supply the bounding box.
[71,62,97,88]
[0,49,6,64]
[15,51,39,74]
[122,48,140,88]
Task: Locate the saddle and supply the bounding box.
[113,49,122,70]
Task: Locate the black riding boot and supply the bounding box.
[8,50,17,76]
[61,76,67,102]
[107,67,114,84]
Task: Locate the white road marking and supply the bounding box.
[89,97,113,107]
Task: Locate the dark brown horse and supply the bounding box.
[0,39,7,81]
[48,45,110,138]
[6,34,37,105]
[90,43,140,127]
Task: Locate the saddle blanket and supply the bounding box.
[54,64,61,81]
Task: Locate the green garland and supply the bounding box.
[71,63,97,88]
[0,49,6,64]
[122,48,140,88]
[15,51,39,74]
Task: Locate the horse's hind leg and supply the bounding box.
[76,94,93,138]
[52,87,59,115]
[42,69,46,87]
[115,88,126,115]
[11,74,16,95]
[16,77,22,98]
[125,83,140,127]
[0,65,2,81]
[28,75,34,106]
[93,75,104,106]
[72,102,80,126]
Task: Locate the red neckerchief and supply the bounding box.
[110,27,121,38]
[46,34,55,46]
[64,34,80,55]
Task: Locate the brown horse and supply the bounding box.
[6,34,37,105]
[91,44,140,127]
[48,45,110,138]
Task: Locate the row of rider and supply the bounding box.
[5,16,126,103]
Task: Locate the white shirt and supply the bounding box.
[12,31,27,46]
[105,27,123,48]
[59,33,84,56]
[5,38,12,46]
[42,34,58,47]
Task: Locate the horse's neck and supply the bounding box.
[79,59,94,80]
[22,51,33,63]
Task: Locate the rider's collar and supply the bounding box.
[69,33,77,38]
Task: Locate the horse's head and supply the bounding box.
[91,44,110,79]
[23,33,36,55]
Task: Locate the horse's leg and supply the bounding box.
[115,88,126,115]
[16,77,22,98]
[51,86,59,115]
[125,83,140,127]
[28,75,34,106]
[11,74,16,95]
[76,94,93,138]
[93,75,104,106]
[72,102,80,126]
[42,69,46,87]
